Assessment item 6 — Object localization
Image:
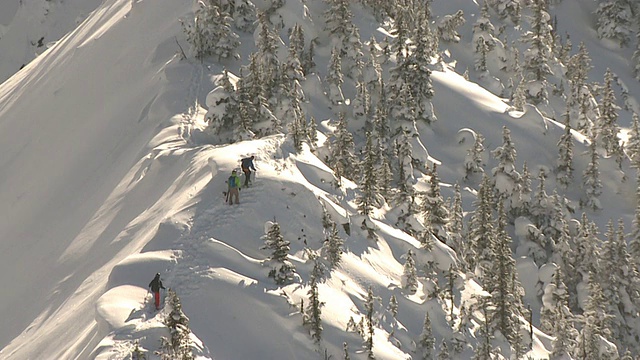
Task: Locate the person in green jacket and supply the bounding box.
[227,170,241,205]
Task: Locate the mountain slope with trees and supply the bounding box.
[0,0,640,359]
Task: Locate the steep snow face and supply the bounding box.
[0,0,198,358]
[0,0,106,84]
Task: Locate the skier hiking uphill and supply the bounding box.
[227,169,241,205]
[148,273,165,310]
[241,155,256,187]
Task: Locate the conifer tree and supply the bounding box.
[324,0,356,55]
[472,298,495,360]
[491,126,521,212]
[436,339,450,360]
[402,249,419,293]
[421,164,449,242]
[634,32,640,80]
[464,133,486,181]
[357,133,378,217]
[233,0,257,32]
[466,175,494,273]
[182,0,240,61]
[630,169,640,261]
[556,107,575,189]
[596,69,623,160]
[326,46,345,105]
[437,10,465,43]
[626,113,640,166]
[488,203,524,347]
[446,184,465,256]
[581,139,603,211]
[394,130,415,204]
[131,340,147,360]
[329,113,356,184]
[488,0,522,24]
[256,11,282,105]
[343,342,351,360]
[596,0,633,47]
[304,260,324,343]
[262,221,298,284]
[207,69,239,136]
[157,289,194,360]
[323,223,344,268]
[520,0,554,104]
[566,42,593,107]
[388,295,398,319]
[364,286,376,359]
[416,313,435,360]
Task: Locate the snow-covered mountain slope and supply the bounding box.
[0,0,639,359]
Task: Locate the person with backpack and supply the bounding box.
[227,169,241,205]
[241,155,256,187]
[148,273,165,310]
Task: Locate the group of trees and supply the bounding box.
[178,0,640,358]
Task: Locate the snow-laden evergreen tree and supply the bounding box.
[326,46,345,105]
[388,294,398,319]
[323,223,344,268]
[596,69,623,159]
[304,259,324,343]
[581,138,603,211]
[474,36,490,73]
[530,168,550,230]
[556,107,575,189]
[157,289,194,360]
[540,268,571,334]
[131,339,147,360]
[416,312,435,360]
[364,37,384,94]
[630,169,640,261]
[595,0,633,47]
[625,113,640,166]
[353,77,371,124]
[487,0,522,24]
[256,11,282,106]
[487,203,525,349]
[466,175,495,275]
[437,10,465,43]
[551,220,580,310]
[356,132,379,216]
[284,82,306,152]
[472,298,496,360]
[574,273,619,360]
[329,113,356,185]
[566,42,597,134]
[599,219,640,349]
[206,69,239,136]
[181,0,240,61]
[376,149,394,201]
[401,249,419,294]
[446,183,465,256]
[520,0,554,104]
[284,24,306,85]
[324,0,356,56]
[549,299,578,360]
[343,342,351,360]
[262,221,298,284]
[364,286,376,359]
[463,132,486,181]
[491,126,522,212]
[394,130,416,204]
[233,0,257,32]
[436,339,450,360]
[421,164,450,242]
[633,31,640,80]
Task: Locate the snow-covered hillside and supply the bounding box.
[0,0,639,359]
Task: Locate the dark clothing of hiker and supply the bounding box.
[227,170,241,205]
[241,156,256,187]
[149,273,165,309]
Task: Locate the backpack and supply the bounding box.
[228,175,238,188]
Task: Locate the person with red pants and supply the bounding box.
[148,273,165,310]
